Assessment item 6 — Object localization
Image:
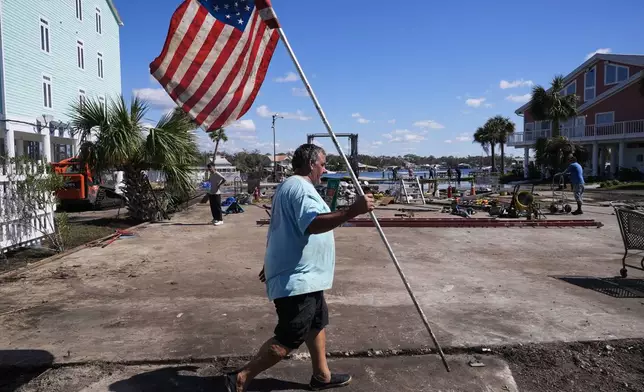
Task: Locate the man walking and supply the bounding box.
[225,144,375,392]
[207,163,226,225]
[563,155,585,215]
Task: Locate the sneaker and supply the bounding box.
[309,373,352,391]
[571,210,583,215]
[214,221,224,226]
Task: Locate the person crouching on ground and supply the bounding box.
[225,144,375,392]
[563,155,585,215]
[207,163,226,225]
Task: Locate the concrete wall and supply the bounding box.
[1,0,122,124]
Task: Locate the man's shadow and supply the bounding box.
[108,366,310,392]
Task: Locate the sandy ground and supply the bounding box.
[1,202,643,391]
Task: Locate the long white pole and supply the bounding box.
[275,27,450,372]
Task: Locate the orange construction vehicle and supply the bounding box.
[51,157,102,207]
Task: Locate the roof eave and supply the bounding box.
[514,53,607,114]
[107,0,124,26]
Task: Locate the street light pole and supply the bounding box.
[271,114,283,182]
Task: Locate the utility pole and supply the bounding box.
[271,114,283,182]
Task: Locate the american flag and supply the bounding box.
[150,0,280,131]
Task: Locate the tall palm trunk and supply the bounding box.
[552,119,560,138]
[490,144,496,172]
[212,140,220,165]
[500,143,505,174]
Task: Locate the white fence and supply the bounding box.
[0,162,56,252]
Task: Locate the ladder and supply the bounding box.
[397,177,426,204]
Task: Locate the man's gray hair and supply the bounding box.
[292,143,325,170]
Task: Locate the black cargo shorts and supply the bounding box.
[273,291,329,350]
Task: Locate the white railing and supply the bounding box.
[509,119,644,145]
[0,162,56,252]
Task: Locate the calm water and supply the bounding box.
[323,169,473,180]
[322,169,479,191]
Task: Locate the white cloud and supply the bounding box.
[413,120,445,129]
[372,141,383,146]
[499,79,534,89]
[383,129,426,143]
[585,48,611,60]
[292,87,309,97]
[357,118,370,124]
[351,113,362,118]
[444,140,453,144]
[228,119,256,132]
[455,133,471,142]
[132,88,175,110]
[256,105,312,121]
[505,93,532,103]
[388,119,396,124]
[484,103,494,108]
[465,97,486,108]
[274,72,298,83]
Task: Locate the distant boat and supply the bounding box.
[458,163,471,169]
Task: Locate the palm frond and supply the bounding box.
[68,98,108,142]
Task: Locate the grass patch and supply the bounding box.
[1,213,136,274]
[598,181,644,191]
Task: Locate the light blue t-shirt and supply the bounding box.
[264,176,335,301]
[567,162,585,185]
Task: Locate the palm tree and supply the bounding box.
[69,95,199,221]
[486,116,516,174]
[208,128,228,165]
[535,136,588,175]
[530,75,578,138]
[473,125,498,172]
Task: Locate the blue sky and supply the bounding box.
[118,0,644,157]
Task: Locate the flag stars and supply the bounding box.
[238,18,243,24]
[225,14,231,19]
[245,5,250,11]
[214,5,220,11]
[223,3,229,9]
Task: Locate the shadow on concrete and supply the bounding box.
[108,366,309,392]
[0,349,54,392]
[554,276,644,298]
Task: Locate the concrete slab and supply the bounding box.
[14,355,518,392]
[1,203,643,365]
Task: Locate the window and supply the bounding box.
[525,122,534,132]
[75,0,83,20]
[98,96,106,112]
[95,7,102,34]
[637,154,644,163]
[78,88,86,108]
[39,18,50,53]
[536,120,551,130]
[76,40,85,69]
[595,112,615,125]
[584,67,596,101]
[605,63,629,85]
[97,52,104,78]
[42,75,52,109]
[559,81,576,96]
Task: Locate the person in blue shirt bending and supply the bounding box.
[563,155,585,215]
[225,144,375,392]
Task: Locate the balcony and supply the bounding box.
[508,119,644,146]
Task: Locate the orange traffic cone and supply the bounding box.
[471,182,476,196]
